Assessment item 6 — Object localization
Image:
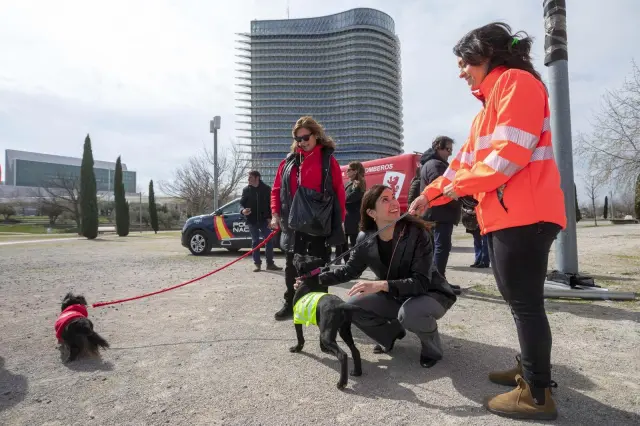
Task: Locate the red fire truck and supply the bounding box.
[340,153,422,212]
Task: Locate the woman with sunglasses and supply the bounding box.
[270,116,346,320]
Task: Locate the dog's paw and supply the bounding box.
[289,344,304,353]
[59,345,71,363]
[336,380,347,390]
[319,343,332,354]
[350,369,362,377]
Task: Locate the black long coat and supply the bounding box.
[343,180,364,236]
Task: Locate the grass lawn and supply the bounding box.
[0,224,72,234]
[10,215,111,224]
[0,233,79,242]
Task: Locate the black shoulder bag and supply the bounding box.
[287,151,334,237]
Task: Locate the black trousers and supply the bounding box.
[283,232,329,304]
[487,222,561,388]
[335,233,358,262]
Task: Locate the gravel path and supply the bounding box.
[0,225,638,425]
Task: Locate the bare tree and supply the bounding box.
[159,141,249,216]
[576,60,640,190]
[616,189,636,217]
[583,174,604,226]
[31,174,82,229]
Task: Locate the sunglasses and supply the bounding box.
[294,134,312,143]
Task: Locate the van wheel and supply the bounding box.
[189,231,211,256]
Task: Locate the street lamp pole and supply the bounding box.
[544,0,578,274]
[210,116,221,211]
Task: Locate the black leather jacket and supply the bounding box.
[343,181,364,235]
[278,147,345,251]
[240,181,272,225]
[319,218,457,309]
[419,148,461,225]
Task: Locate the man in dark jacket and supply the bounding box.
[407,167,421,207]
[240,170,282,272]
[419,136,461,281]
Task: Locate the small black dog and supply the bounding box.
[55,293,109,363]
[290,254,362,389]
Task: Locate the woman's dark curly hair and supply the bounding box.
[360,184,432,232]
[453,21,542,83]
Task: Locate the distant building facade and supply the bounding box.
[236,8,404,184]
[4,150,137,193]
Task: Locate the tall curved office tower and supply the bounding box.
[236,8,403,184]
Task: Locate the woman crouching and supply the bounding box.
[315,184,457,368]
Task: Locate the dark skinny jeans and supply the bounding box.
[487,222,561,388]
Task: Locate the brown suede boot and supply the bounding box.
[489,354,522,386]
[485,374,558,420]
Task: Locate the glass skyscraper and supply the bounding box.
[236,8,403,184]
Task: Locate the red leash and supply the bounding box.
[92,231,279,308]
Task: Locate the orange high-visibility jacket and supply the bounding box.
[422,66,567,235]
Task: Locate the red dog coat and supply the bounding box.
[55,304,89,341]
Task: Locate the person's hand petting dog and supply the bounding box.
[347,280,388,297]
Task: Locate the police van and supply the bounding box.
[181,198,279,256]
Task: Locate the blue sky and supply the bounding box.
[1,0,639,202]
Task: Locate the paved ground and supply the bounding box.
[0,224,638,425]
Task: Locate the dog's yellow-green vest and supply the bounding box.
[293,292,328,326]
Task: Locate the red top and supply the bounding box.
[271,145,346,220]
[54,304,89,341]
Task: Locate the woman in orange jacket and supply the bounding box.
[409,22,567,421]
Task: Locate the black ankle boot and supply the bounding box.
[274,302,292,321]
[373,330,406,354]
[420,355,438,368]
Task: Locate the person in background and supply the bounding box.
[335,161,366,264]
[270,116,346,320]
[410,21,567,421]
[407,166,421,207]
[240,170,282,272]
[420,136,461,294]
[461,203,490,268]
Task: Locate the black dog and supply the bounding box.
[55,293,109,363]
[290,254,362,389]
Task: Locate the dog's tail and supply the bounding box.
[87,332,110,349]
[73,319,110,349]
[335,302,367,322]
[337,303,365,313]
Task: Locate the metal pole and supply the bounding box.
[139,192,142,233]
[544,0,579,274]
[213,128,219,211]
[210,116,221,212]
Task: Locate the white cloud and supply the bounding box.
[1,0,639,201]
